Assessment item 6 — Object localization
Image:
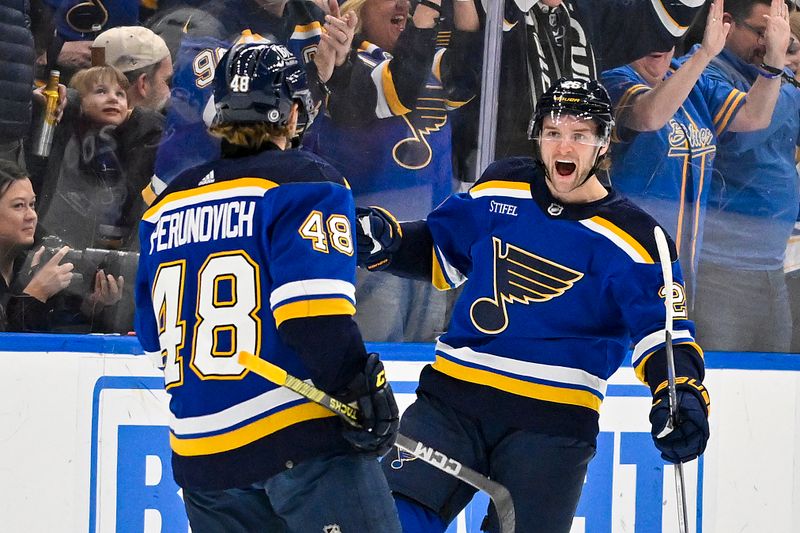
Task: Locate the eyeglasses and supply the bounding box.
[736,19,767,41]
[788,38,800,55]
[537,130,606,147]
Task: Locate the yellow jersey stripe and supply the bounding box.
[170,402,335,456]
[272,297,356,327]
[141,183,157,206]
[381,62,411,116]
[432,355,602,412]
[633,341,704,384]
[143,177,278,221]
[612,84,650,143]
[470,180,531,194]
[432,251,451,290]
[582,216,654,264]
[294,21,322,33]
[712,90,742,127]
[714,91,746,133]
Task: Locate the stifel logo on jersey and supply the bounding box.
[470,237,583,334]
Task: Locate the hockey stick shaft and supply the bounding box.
[238,351,516,533]
[654,227,690,533]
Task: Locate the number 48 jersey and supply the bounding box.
[134,148,358,490]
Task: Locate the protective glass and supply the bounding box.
[736,19,766,41]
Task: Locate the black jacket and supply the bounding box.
[35,97,164,251]
[0,0,37,144]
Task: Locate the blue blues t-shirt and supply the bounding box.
[602,60,745,285]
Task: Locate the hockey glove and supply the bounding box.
[355,206,402,271]
[649,378,711,463]
[335,353,399,457]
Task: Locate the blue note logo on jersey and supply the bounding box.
[470,237,583,334]
[393,93,448,170]
[389,446,418,469]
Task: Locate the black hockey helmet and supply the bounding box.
[528,78,614,142]
[211,42,316,135]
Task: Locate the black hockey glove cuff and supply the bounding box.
[355,206,403,271]
[334,353,399,457]
[650,377,710,464]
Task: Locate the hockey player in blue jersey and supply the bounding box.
[357,78,711,533]
[134,42,402,532]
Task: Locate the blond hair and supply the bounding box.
[340,0,369,34]
[69,65,130,97]
[208,123,292,150]
[790,11,800,41]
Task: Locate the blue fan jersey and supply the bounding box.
[602,61,745,291]
[306,39,467,219]
[148,21,324,202]
[134,148,359,490]
[420,157,704,444]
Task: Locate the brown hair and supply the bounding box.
[69,65,130,96]
[0,159,29,199]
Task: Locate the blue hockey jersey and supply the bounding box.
[134,148,361,489]
[419,157,705,444]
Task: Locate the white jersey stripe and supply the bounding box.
[434,245,467,288]
[270,279,356,309]
[632,328,695,365]
[436,341,607,396]
[469,188,532,200]
[371,59,393,119]
[169,385,305,436]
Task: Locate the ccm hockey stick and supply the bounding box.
[654,227,690,533]
[238,351,516,533]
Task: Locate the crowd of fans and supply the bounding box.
[1,0,799,353]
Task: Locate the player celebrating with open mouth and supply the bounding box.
[356,78,710,533]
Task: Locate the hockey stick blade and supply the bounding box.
[238,351,516,533]
[653,227,690,533]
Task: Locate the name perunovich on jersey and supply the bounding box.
[134,149,358,489]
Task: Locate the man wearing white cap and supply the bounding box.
[93,26,173,112]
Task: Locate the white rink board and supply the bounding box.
[0,334,798,533]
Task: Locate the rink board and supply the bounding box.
[0,333,798,533]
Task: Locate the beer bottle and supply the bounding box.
[32,70,60,157]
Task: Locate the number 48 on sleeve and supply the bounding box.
[298,211,354,256]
